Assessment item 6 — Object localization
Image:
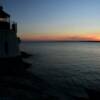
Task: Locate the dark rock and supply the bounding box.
[0,52,60,100]
[85,88,100,100]
[20,51,32,58]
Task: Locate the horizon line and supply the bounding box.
[21,40,100,42]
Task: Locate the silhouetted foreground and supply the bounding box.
[1,52,100,100]
[73,88,100,100]
[0,52,63,100]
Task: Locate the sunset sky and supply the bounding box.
[3,0,100,41]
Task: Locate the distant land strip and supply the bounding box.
[22,40,100,43]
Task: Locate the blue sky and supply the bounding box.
[2,0,100,41]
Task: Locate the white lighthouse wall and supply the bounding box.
[0,31,19,58]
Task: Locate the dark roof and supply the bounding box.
[0,6,10,18]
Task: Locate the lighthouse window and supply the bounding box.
[5,42,8,55]
[0,18,6,21]
[0,18,9,22]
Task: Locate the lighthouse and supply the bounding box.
[0,6,19,58]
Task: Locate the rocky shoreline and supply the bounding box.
[0,52,61,100]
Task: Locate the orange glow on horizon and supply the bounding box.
[20,33,100,41]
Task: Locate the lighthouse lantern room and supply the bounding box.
[0,6,19,58]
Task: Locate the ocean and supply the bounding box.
[20,42,100,99]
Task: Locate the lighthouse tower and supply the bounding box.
[0,6,19,58]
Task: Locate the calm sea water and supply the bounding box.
[20,42,100,99]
